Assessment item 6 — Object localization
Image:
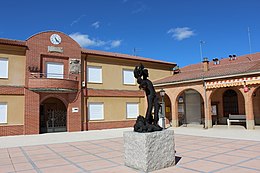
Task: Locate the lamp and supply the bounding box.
[160,89,165,97]
[159,89,166,129]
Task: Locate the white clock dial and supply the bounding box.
[50,34,62,45]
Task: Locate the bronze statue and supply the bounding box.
[133,64,162,132]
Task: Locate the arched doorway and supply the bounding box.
[40,97,67,133]
[177,89,204,126]
[210,88,245,125]
[223,89,239,116]
[157,93,172,125]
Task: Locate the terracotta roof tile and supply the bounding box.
[82,48,176,66]
[155,53,260,85]
[0,38,26,47]
[88,89,145,97]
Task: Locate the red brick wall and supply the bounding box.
[28,78,78,90]
[0,125,24,136]
[0,86,24,95]
[24,89,40,135]
[24,31,83,134]
[88,120,135,130]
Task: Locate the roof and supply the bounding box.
[82,48,176,66]
[0,38,26,47]
[154,52,260,85]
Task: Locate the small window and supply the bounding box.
[46,62,64,79]
[123,69,135,85]
[0,58,8,79]
[126,103,139,119]
[88,103,104,120]
[0,103,7,123]
[87,66,102,83]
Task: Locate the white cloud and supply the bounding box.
[110,40,121,48]
[167,27,195,41]
[69,32,122,49]
[91,21,100,29]
[70,15,86,26]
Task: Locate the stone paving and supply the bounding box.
[0,133,260,173]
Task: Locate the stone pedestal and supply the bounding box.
[124,130,175,172]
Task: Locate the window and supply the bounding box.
[126,103,139,119]
[87,66,102,83]
[0,103,7,123]
[88,103,104,120]
[0,58,8,78]
[123,69,135,85]
[46,62,64,79]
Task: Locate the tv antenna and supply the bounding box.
[248,27,252,55]
[199,40,206,62]
[132,48,142,56]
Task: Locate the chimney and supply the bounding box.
[213,58,220,65]
[173,66,180,74]
[202,57,209,72]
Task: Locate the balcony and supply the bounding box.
[28,73,79,92]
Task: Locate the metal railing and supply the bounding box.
[29,73,77,80]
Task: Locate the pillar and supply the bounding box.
[244,92,255,130]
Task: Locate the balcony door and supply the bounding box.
[46,62,64,79]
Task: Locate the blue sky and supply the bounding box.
[1,0,260,67]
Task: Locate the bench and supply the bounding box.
[227,114,246,126]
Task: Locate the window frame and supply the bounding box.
[126,103,139,119]
[88,102,104,120]
[87,66,103,84]
[0,103,7,124]
[46,62,64,79]
[123,69,136,85]
[0,58,9,79]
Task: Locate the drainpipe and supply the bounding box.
[203,78,208,129]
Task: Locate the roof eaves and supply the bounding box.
[81,48,176,66]
[154,70,260,87]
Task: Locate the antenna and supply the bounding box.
[248,27,252,54]
[132,48,142,56]
[199,40,206,62]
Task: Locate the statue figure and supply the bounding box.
[133,64,162,132]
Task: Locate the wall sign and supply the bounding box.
[72,107,79,113]
[48,46,63,53]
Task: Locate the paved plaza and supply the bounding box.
[0,126,260,173]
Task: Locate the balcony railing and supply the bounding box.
[29,73,77,81]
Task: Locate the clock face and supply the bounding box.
[50,34,62,45]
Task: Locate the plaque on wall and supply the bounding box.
[69,59,81,74]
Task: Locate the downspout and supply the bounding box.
[203,78,208,129]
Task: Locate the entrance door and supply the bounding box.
[185,90,202,124]
[40,98,67,133]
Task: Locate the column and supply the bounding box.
[244,92,255,130]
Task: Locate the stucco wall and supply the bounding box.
[0,95,25,125]
[0,51,26,86]
[87,97,145,121]
[87,56,173,90]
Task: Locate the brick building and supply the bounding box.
[0,31,175,136]
[154,54,260,130]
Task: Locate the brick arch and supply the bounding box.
[26,30,81,48]
[40,94,68,107]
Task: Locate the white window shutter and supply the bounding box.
[87,66,102,83]
[89,103,104,120]
[127,103,139,118]
[123,70,135,85]
[0,58,8,78]
[46,62,64,79]
[0,103,7,123]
